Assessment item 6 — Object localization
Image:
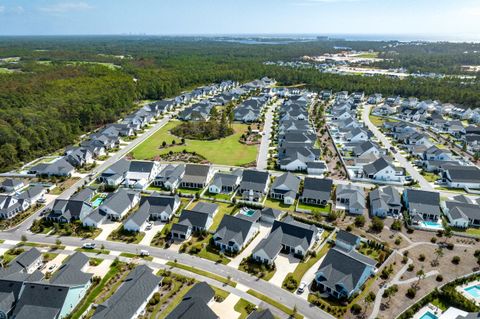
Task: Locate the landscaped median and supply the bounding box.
[166,261,237,287]
[246,289,304,319]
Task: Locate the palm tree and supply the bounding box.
[432,247,444,267]
[415,267,425,289]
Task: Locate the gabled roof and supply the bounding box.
[369,186,401,212]
[271,172,301,194]
[93,265,162,319]
[239,170,269,192]
[444,165,480,184]
[363,157,393,176]
[165,282,217,319]
[302,178,333,201]
[50,252,92,286]
[405,189,440,215]
[190,202,218,216]
[100,189,139,214]
[336,230,360,247]
[214,214,255,247]
[50,199,92,221]
[247,309,275,319]
[182,164,211,184]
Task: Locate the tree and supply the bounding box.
[432,247,444,267]
[162,141,167,148]
[21,235,27,242]
[370,217,384,232]
[415,267,425,289]
[355,215,366,227]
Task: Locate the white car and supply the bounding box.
[145,223,153,230]
[82,243,96,249]
[139,250,150,257]
[48,264,56,271]
[297,281,307,293]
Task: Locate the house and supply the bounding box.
[335,184,366,215]
[299,178,333,207]
[269,172,301,205]
[65,147,94,167]
[345,128,369,143]
[123,160,160,190]
[208,169,242,194]
[153,164,185,190]
[306,161,328,176]
[165,282,218,319]
[171,202,219,241]
[259,207,286,224]
[82,208,106,228]
[362,157,401,182]
[47,198,93,223]
[98,159,130,187]
[213,214,259,253]
[0,195,30,220]
[422,146,453,162]
[403,189,441,222]
[314,247,376,299]
[238,170,270,202]
[0,178,26,193]
[17,186,47,206]
[99,189,141,221]
[442,165,480,189]
[180,164,213,189]
[29,158,75,177]
[124,194,180,232]
[247,310,275,319]
[352,141,382,158]
[443,200,480,228]
[369,186,402,218]
[252,216,319,264]
[2,251,93,319]
[335,230,361,252]
[93,265,162,319]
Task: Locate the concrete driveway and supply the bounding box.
[298,255,327,299]
[96,220,121,241]
[41,253,68,274]
[269,254,300,287]
[139,222,164,246]
[210,294,241,318]
[85,259,113,277]
[229,224,271,268]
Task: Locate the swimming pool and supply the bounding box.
[419,311,438,319]
[419,221,443,229]
[464,285,480,298]
[241,209,256,217]
[91,197,104,208]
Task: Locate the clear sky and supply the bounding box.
[0,0,479,41]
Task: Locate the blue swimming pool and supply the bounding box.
[420,221,443,229]
[241,209,256,217]
[91,197,104,208]
[419,311,438,319]
[464,285,480,298]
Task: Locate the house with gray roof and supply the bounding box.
[269,172,301,205]
[247,309,275,319]
[123,160,160,190]
[124,194,180,232]
[98,188,140,221]
[442,165,480,189]
[335,184,366,215]
[47,198,93,223]
[208,169,242,194]
[252,216,320,265]
[238,170,270,203]
[180,164,213,189]
[171,202,219,241]
[93,265,162,319]
[443,200,480,229]
[362,157,403,182]
[153,164,185,190]
[0,178,26,193]
[314,247,375,299]
[0,195,29,220]
[213,214,259,254]
[165,282,218,319]
[259,207,285,224]
[98,158,130,187]
[82,208,106,228]
[335,230,361,252]
[299,178,333,207]
[17,186,46,206]
[369,186,402,218]
[29,158,75,177]
[403,189,441,223]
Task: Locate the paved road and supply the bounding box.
[0,232,334,319]
[362,105,433,191]
[257,101,278,170]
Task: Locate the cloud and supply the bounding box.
[39,1,93,13]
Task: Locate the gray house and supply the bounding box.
[171,202,219,241]
[269,172,301,205]
[238,170,270,202]
[213,214,258,254]
[47,199,93,223]
[165,282,218,319]
[403,189,441,223]
[369,186,402,218]
[208,169,242,194]
[153,164,185,190]
[335,184,366,215]
[180,164,213,189]
[299,178,333,207]
[29,158,75,177]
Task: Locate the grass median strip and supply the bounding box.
[247,289,304,319]
[166,261,236,287]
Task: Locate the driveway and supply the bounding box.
[96,220,121,241]
[269,254,300,287]
[85,259,113,277]
[229,224,271,268]
[298,255,326,299]
[41,253,68,274]
[139,222,164,246]
[362,105,433,191]
[210,294,241,318]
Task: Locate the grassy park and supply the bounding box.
[131,121,258,166]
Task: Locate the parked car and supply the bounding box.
[139,250,150,257]
[82,243,96,249]
[145,222,153,230]
[297,281,307,293]
[48,264,56,271]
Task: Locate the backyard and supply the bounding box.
[131,121,258,166]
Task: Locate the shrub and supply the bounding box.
[351,303,362,314]
[431,237,437,243]
[407,264,415,272]
[406,287,417,299]
[418,254,426,262]
[355,215,366,227]
[283,275,299,291]
[452,256,461,264]
[391,219,402,231]
[436,275,443,282]
[370,217,384,232]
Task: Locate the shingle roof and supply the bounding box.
[247,309,275,319]
[444,165,480,183]
[336,230,360,247]
[239,170,269,193]
[214,215,255,247]
[302,178,333,201]
[271,172,301,194]
[50,252,92,286]
[165,282,217,319]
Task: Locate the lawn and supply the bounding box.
[239,258,276,281]
[205,201,236,231]
[356,52,379,58]
[234,299,256,319]
[369,115,385,126]
[204,191,233,201]
[212,287,230,300]
[119,252,153,261]
[247,289,303,319]
[166,261,236,287]
[107,225,145,244]
[75,247,110,255]
[182,234,231,264]
[131,121,258,166]
[282,243,331,291]
[264,198,295,212]
[297,202,332,214]
[464,228,480,237]
[421,171,440,183]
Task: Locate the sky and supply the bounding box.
[0,0,480,41]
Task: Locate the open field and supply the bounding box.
[131,121,258,166]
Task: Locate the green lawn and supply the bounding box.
[131,121,258,166]
[206,202,236,231]
[234,299,256,319]
[356,52,379,58]
[204,191,232,201]
[464,228,480,237]
[183,234,231,264]
[421,171,440,182]
[239,259,276,281]
[212,287,230,300]
[119,252,153,261]
[166,261,236,287]
[369,115,385,126]
[247,289,303,319]
[264,198,295,212]
[297,202,331,214]
[157,282,192,319]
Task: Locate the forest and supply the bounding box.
[0,36,479,172]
